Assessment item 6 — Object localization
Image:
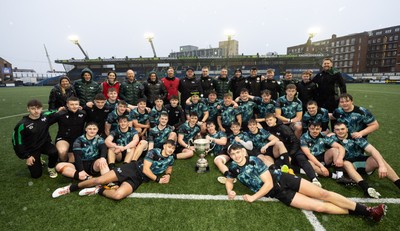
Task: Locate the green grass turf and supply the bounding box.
[0,84,399,231]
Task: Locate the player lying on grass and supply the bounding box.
[224,144,387,222]
[52,140,176,201]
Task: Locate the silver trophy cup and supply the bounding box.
[192,139,215,173]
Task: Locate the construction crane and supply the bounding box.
[43,44,54,72]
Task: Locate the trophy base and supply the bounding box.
[195,166,209,173]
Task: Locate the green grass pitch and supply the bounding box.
[0,84,399,231]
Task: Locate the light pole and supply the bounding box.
[224,30,235,58]
[68,35,89,59]
[144,33,157,58]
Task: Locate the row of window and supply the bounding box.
[369,35,399,44]
[374,28,400,35]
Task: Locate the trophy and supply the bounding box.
[192,138,215,173]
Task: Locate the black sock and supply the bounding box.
[349,203,369,217]
[394,179,400,189]
[73,171,80,180]
[109,163,116,170]
[358,180,369,193]
[98,187,105,196]
[70,184,79,192]
[294,154,317,180]
[275,153,290,168]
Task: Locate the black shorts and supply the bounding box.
[346,155,370,174]
[267,171,301,206]
[55,137,75,152]
[114,162,144,191]
[256,146,274,158]
[82,161,100,177]
[315,153,326,163]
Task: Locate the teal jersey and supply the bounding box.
[246,129,271,151]
[228,132,252,149]
[228,156,268,193]
[332,106,376,135]
[148,125,175,149]
[73,135,105,161]
[203,98,222,122]
[177,122,201,144]
[106,109,129,132]
[149,106,167,127]
[218,104,241,127]
[238,100,257,124]
[208,131,227,154]
[275,96,302,119]
[109,127,138,146]
[331,135,369,159]
[185,101,208,120]
[129,108,150,125]
[253,97,276,119]
[302,107,329,131]
[144,148,174,175]
[300,132,335,156]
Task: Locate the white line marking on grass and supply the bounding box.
[0,113,27,120]
[0,107,49,120]
[128,193,400,230]
[302,210,326,231]
[128,193,400,204]
[350,89,400,95]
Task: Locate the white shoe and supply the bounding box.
[79,186,100,196]
[217,176,237,184]
[52,185,71,198]
[48,167,58,179]
[367,188,381,199]
[312,178,322,188]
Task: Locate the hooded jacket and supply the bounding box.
[119,76,145,105]
[229,74,247,99]
[73,68,101,106]
[143,74,167,105]
[48,76,77,110]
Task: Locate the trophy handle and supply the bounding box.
[188,138,193,146]
[209,142,216,151]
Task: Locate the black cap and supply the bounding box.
[250,67,258,70]
[190,91,200,96]
[186,67,194,71]
[234,68,242,74]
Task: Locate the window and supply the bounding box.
[372,39,376,43]
[395,27,400,32]
[377,38,381,43]
[389,36,393,41]
[376,31,382,35]
[394,35,399,41]
[385,29,392,34]
[346,39,350,45]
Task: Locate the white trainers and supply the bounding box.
[367,187,381,199]
[217,176,237,184]
[79,186,100,196]
[52,185,71,198]
[312,178,322,188]
[48,168,58,179]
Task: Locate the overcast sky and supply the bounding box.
[1,0,399,73]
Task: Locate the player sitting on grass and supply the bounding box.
[52,140,176,201]
[224,144,387,222]
[332,122,400,198]
[105,115,141,170]
[55,122,110,180]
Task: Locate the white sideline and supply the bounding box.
[128,193,400,230]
